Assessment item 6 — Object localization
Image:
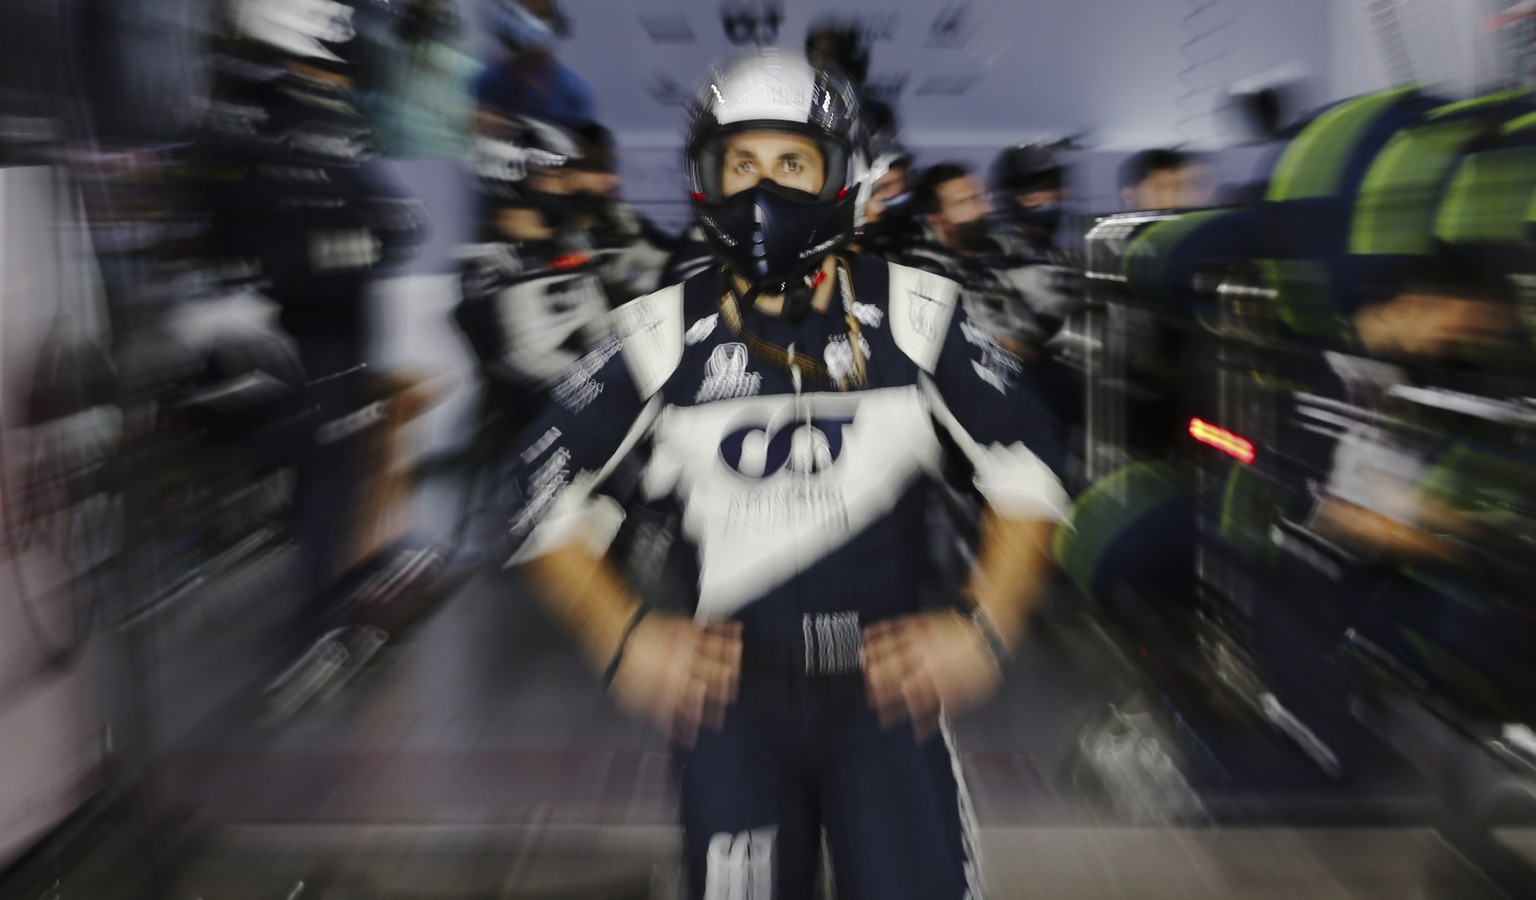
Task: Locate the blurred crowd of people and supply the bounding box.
[16,0,1534,768]
[6,0,1536,893]
[0,0,1240,695]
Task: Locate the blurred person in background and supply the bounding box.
[1119,148,1211,212]
[853,131,919,262]
[1298,273,1524,565]
[805,16,898,137]
[992,139,1072,256]
[454,116,611,437]
[658,223,718,288]
[191,0,440,703]
[906,162,1047,359]
[368,0,477,159]
[502,49,1064,899]
[568,121,679,307]
[908,160,1086,475]
[475,0,593,130]
[1222,258,1530,758]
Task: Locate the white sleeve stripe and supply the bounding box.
[921,377,1069,523]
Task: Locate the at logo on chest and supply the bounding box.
[719,410,857,479]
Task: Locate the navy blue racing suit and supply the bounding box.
[503,254,1068,900]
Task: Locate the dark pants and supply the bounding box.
[677,643,978,900]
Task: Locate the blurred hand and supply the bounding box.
[863,611,1003,740]
[609,614,742,748]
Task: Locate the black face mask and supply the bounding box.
[955,219,994,254]
[1012,202,1063,239]
[566,191,609,219]
[860,215,912,247]
[498,190,583,236]
[695,179,853,293]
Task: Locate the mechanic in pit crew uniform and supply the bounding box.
[455,116,612,436]
[501,50,1066,900]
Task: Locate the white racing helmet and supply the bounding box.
[684,49,870,290]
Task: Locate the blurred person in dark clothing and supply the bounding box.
[905,162,1047,358]
[475,0,594,130]
[913,164,992,255]
[1296,268,1526,569]
[567,122,678,307]
[1222,268,1533,741]
[191,0,438,684]
[992,140,1071,255]
[455,116,611,436]
[369,0,477,159]
[906,162,1085,448]
[1118,148,1211,212]
[805,16,898,137]
[853,132,919,261]
[200,0,425,355]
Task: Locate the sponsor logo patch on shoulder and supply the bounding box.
[908,288,941,339]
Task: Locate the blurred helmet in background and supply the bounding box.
[993,139,1071,237]
[859,127,913,231]
[805,17,871,86]
[992,140,1066,200]
[475,116,586,231]
[489,0,569,55]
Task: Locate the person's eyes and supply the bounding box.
[781,157,804,174]
[735,159,758,175]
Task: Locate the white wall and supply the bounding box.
[542,0,1342,225]
[0,168,102,867]
[1330,0,1509,101]
[555,0,1333,153]
[1331,0,1394,99]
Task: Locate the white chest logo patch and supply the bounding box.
[851,302,884,329]
[695,342,762,403]
[685,313,720,345]
[824,334,872,386]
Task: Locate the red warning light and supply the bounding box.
[1189,418,1255,464]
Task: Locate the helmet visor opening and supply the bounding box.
[693,121,850,205]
